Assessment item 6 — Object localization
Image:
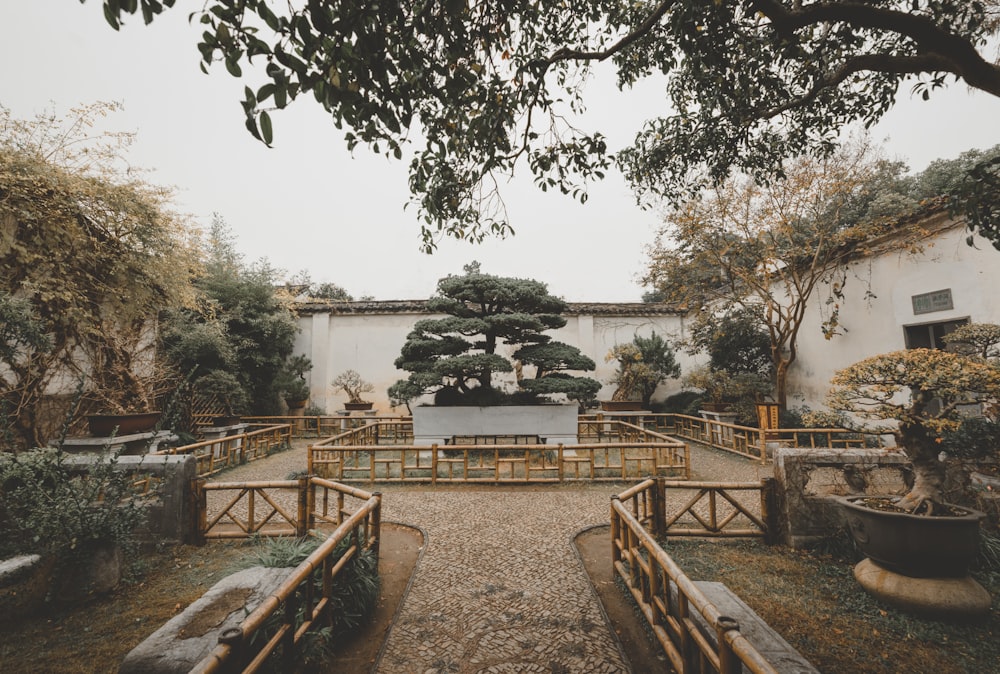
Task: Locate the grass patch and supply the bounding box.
[662,538,1000,673]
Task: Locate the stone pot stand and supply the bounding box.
[838,495,991,619]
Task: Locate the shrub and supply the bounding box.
[244,533,380,668]
[0,447,150,572]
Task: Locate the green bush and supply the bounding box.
[244,533,380,668]
[941,416,1000,462]
[654,390,703,416]
[0,447,149,566]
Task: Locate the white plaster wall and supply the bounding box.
[292,308,696,412]
[787,222,1000,410]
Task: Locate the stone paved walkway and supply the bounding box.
[211,440,772,673]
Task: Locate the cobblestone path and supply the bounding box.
[375,487,628,673]
[210,440,772,673]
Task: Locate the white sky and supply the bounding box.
[3,1,1000,301]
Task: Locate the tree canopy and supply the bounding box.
[392,263,600,406]
[0,102,197,447]
[644,140,924,406]
[161,216,301,418]
[90,0,1000,249]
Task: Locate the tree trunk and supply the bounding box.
[774,359,789,408]
[897,424,947,513]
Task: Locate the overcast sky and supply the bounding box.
[4,2,1000,301]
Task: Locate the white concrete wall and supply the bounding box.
[786,219,1000,410]
[292,306,697,413]
[293,218,996,416]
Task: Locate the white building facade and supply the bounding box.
[290,213,1000,415]
[786,213,1000,411]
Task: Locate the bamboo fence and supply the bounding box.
[307,420,690,484]
[152,424,291,478]
[190,482,381,673]
[611,480,780,674]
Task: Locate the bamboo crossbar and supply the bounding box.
[191,489,380,673]
[197,477,376,542]
[611,495,779,674]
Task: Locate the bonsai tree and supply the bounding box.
[606,332,680,406]
[828,348,1000,514]
[944,322,1000,361]
[392,263,600,405]
[193,370,250,418]
[333,370,374,405]
[681,365,771,425]
[276,355,313,404]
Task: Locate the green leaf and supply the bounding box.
[259,111,273,145]
[225,55,242,77]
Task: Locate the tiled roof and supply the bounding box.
[294,299,685,316]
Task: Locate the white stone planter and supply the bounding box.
[412,404,578,446]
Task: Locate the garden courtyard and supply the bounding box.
[3,436,999,673]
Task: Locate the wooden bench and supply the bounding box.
[689,581,819,673]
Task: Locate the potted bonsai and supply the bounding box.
[277,355,313,411]
[194,370,250,426]
[828,348,1000,615]
[332,369,374,411]
[602,333,681,411]
[86,381,162,436]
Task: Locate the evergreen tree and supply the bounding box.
[393,263,600,406]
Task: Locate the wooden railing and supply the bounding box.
[152,424,291,477]
[308,420,690,483]
[193,475,377,543]
[670,413,879,463]
[615,477,775,540]
[191,482,381,673]
[243,415,411,438]
[611,480,779,673]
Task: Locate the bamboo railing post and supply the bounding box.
[305,477,316,532]
[283,592,298,670]
[653,477,667,537]
[370,493,382,559]
[610,495,621,568]
[431,444,438,485]
[192,478,207,546]
[295,477,312,537]
[247,488,256,534]
[717,616,741,674]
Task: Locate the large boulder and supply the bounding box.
[120,566,290,674]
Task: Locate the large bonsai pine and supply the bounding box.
[393,263,600,406]
[828,348,1000,514]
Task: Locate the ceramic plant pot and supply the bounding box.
[838,495,984,578]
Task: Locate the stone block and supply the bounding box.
[774,448,911,548]
[120,566,290,674]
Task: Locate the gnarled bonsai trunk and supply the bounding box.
[897,423,947,513]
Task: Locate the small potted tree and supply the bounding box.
[333,369,374,411]
[277,355,313,411]
[194,370,250,426]
[602,333,681,411]
[828,348,1000,615]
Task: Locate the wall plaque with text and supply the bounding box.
[912,289,953,315]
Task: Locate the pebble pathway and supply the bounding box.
[210,440,772,673]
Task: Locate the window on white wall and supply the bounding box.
[903,318,969,351]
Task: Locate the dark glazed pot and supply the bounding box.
[86,412,161,436]
[838,495,984,577]
[343,402,373,411]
